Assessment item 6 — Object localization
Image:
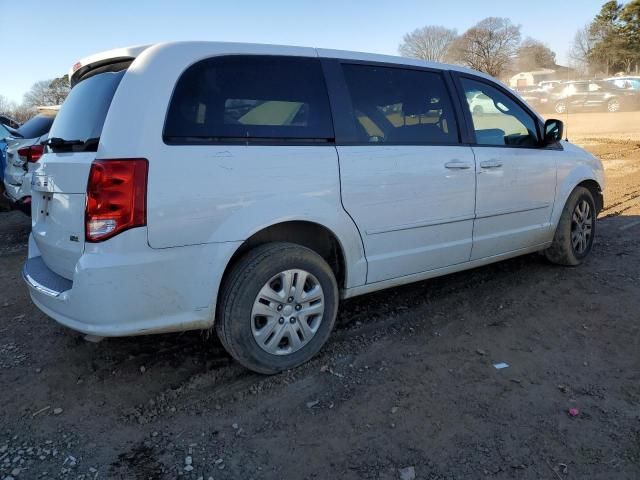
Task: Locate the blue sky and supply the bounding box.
[2,0,606,103]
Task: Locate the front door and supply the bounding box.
[457,76,558,260]
[334,63,476,283]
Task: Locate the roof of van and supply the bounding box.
[69,41,496,84]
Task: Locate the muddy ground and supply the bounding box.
[0,112,639,480]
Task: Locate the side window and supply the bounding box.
[340,64,459,145]
[461,78,539,148]
[164,56,334,142]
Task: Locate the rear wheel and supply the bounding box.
[545,187,596,266]
[473,105,484,115]
[216,242,339,374]
[606,98,620,113]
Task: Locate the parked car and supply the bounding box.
[538,80,562,91]
[548,80,639,114]
[605,76,640,91]
[0,122,13,191]
[3,110,57,213]
[466,91,501,114]
[24,42,604,374]
[0,114,20,129]
[513,85,549,112]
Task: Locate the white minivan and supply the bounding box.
[24,42,604,373]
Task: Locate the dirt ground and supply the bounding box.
[0,112,639,480]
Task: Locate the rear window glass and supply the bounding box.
[164,55,334,143]
[48,70,125,144]
[16,114,55,139]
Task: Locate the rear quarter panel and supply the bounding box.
[97,42,367,289]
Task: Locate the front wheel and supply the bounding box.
[216,242,339,374]
[545,187,596,266]
[554,101,567,114]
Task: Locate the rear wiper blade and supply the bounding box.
[42,137,100,150]
[43,137,84,147]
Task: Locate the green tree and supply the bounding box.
[587,1,633,74]
[620,0,640,73]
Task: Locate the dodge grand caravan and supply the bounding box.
[24,42,604,374]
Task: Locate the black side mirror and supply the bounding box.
[543,119,564,145]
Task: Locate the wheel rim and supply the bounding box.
[608,100,620,112]
[571,199,593,255]
[251,269,325,356]
[555,102,566,114]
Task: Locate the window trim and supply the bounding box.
[451,72,556,150]
[162,55,336,147]
[321,58,467,147]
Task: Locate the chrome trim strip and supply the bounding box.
[366,214,475,235]
[475,203,551,219]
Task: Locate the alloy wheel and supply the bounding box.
[607,99,620,112]
[250,269,325,355]
[571,199,593,255]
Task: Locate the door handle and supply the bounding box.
[480,160,503,169]
[444,160,472,169]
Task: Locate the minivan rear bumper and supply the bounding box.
[24,230,241,337]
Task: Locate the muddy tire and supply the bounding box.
[216,242,339,374]
[545,187,596,266]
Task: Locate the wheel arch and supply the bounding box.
[577,179,604,214]
[551,172,605,230]
[216,220,363,312]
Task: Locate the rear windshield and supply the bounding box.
[16,114,55,139]
[48,70,125,146]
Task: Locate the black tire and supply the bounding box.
[216,242,339,374]
[545,187,596,266]
[554,101,567,114]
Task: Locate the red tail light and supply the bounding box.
[17,144,44,163]
[85,159,148,242]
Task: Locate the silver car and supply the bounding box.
[3,111,57,214]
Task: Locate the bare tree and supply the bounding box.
[516,38,556,71]
[398,26,458,62]
[569,25,596,71]
[448,17,522,77]
[23,75,70,108]
[0,95,14,116]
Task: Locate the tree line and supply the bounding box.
[571,0,640,75]
[398,18,556,78]
[0,75,69,123]
[1,1,638,125]
[399,1,639,79]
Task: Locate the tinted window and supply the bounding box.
[573,83,589,93]
[16,114,55,139]
[49,70,125,146]
[164,56,333,142]
[461,78,539,147]
[341,64,458,144]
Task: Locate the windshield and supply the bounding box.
[48,70,125,146]
[16,114,55,139]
